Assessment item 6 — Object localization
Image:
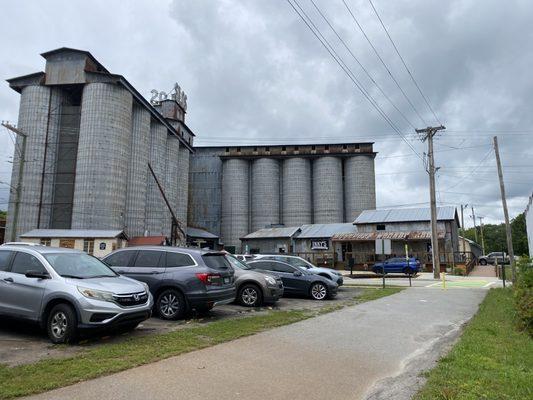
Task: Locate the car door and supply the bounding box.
[387,258,402,273]
[270,261,303,294]
[127,250,166,291]
[104,250,137,275]
[0,249,15,314]
[1,251,49,320]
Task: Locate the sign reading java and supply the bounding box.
[311,239,329,250]
[150,83,187,111]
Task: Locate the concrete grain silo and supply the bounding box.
[145,121,168,236]
[125,104,150,237]
[72,83,132,230]
[221,159,249,250]
[312,156,344,223]
[344,155,376,222]
[282,158,312,227]
[176,146,190,227]
[251,158,280,231]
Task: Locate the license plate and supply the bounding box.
[224,277,230,284]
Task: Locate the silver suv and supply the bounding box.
[0,245,153,344]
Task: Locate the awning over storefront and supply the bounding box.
[332,231,445,241]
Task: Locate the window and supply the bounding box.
[272,262,294,273]
[250,261,272,271]
[225,147,229,153]
[11,252,46,275]
[104,250,135,267]
[376,224,386,231]
[166,252,195,268]
[0,250,13,271]
[83,239,94,255]
[343,144,347,150]
[311,145,316,150]
[294,146,299,151]
[133,251,163,268]
[282,146,286,151]
[253,147,257,152]
[202,255,231,270]
[40,238,51,246]
[265,146,270,152]
[325,145,329,151]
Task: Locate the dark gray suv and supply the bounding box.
[103,247,235,320]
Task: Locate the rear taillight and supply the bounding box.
[195,273,222,285]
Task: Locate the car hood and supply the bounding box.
[66,275,145,294]
[235,268,279,280]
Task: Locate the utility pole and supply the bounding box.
[478,216,486,255]
[1,122,27,241]
[460,204,467,258]
[416,125,446,279]
[493,136,515,283]
[471,206,478,243]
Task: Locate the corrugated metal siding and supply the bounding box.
[354,206,457,224]
[241,226,300,239]
[297,223,356,238]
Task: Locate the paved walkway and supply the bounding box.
[25,288,487,400]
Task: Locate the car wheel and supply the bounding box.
[156,289,186,320]
[479,259,487,265]
[47,304,77,344]
[238,284,263,307]
[310,282,328,300]
[403,267,414,275]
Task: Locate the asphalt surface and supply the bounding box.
[24,287,487,400]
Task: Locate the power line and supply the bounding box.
[341,0,427,126]
[367,0,441,125]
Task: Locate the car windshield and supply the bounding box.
[44,252,117,279]
[225,255,252,270]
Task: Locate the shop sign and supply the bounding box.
[150,83,187,110]
[311,239,329,250]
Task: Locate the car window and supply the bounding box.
[249,261,272,271]
[45,253,116,278]
[166,252,195,268]
[104,251,135,267]
[288,258,311,269]
[133,251,163,268]
[11,252,46,275]
[202,254,231,270]
[0,250,13,271]
[271,262,294,273]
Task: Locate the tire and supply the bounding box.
[238,284,263,307]
[310,282,328,300]
[479,259,487,265]
[156,289,186,320]
[403,267,414,275]
[46,303,77,344]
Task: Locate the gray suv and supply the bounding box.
[0,245,153,344]
[103,247,235,320]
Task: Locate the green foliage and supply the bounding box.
[0,210,6,220]
[415,288,533,400]
[464,212,529,256]
[514,257,533,336]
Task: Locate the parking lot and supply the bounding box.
[0,287,362,367]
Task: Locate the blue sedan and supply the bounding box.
[372,257,420,275]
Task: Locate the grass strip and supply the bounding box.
[0,287,401,399]
[414,288,533,400]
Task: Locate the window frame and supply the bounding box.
[165,251,196,268]
[9,251,47,275]
[0,249,15,272]
[103,250,137,267]
[132,250,164,268]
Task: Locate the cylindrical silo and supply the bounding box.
[125,104,150,237]
[6,85,63,240]
[72,83,132,230]
[221,159,249,250]
[344,155,376,222]
[164,135,180,236]
[145,121,168,236]
[176,146,190,228]
[251,158,280,231]
[312,156,344,224]
[282,158,312,227]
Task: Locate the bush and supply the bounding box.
[513,257,533,336]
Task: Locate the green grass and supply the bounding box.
[0,287,401,399]
[415,288,533,400]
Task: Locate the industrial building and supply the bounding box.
[188,144,376,252]
[5,48,194,242]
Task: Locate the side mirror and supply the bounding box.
[25,270,50,279]
[293,270,303,277]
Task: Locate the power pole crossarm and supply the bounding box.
[493,136,515,283]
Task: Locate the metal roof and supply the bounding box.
[186,227,219,239]
[296,223,356,239]
[241,227,301,240]
[332,231,445,241]
[20,229,127,239]
[354,206,458,224]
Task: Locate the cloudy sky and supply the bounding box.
[1,0,531,227]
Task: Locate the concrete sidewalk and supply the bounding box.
[25,288,487,400]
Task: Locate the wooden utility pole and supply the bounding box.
[460,204,467,257]
[1,122,27,241]
[471,206,478,243]
[416,125,446,279]
[493,136,515,283]
[478,216,486,255]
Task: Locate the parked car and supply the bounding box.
[103,247,235,320]
[478,252,518,265]
[234,254,257,262]
[0,245,153,344]
[224,255,284,307]
[372,257,420,275]
[253,254,344,286]
[247,259,337,300]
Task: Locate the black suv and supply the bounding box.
[103,247,235,319]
